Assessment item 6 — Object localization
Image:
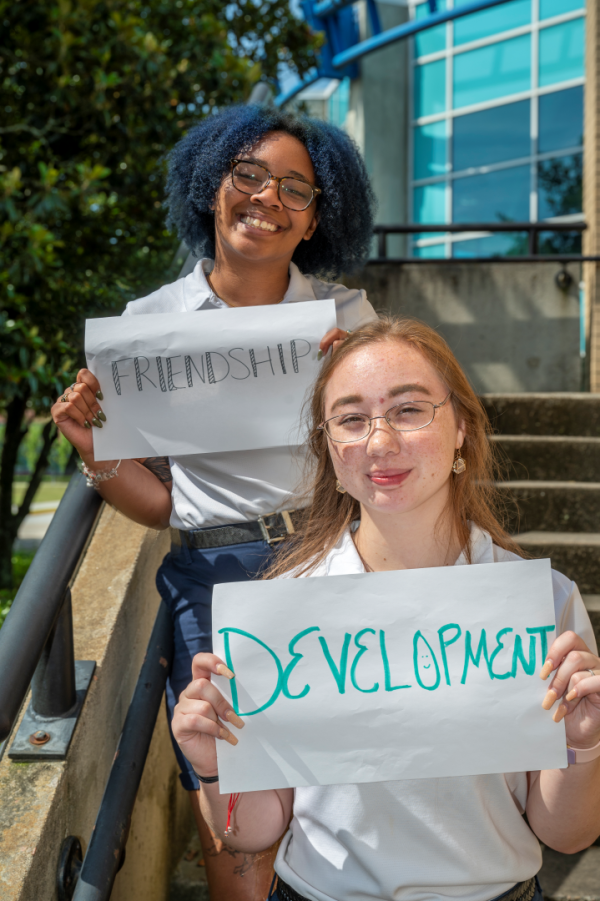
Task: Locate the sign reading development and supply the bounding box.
[212,558,567,793]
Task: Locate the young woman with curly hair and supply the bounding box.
[51,104,378,899]
[172,317,600,901]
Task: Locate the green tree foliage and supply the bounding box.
[0,0,320,589]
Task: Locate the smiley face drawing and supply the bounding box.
[413,631,441,690]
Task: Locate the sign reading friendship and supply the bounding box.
[85,299,337,459]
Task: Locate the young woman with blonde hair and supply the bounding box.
[174,316,600,901]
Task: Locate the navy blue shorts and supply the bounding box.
[156,537,274,790]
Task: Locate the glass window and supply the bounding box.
[452,233,529,258]
[415,0,447,58]
[453,36,531,108]
[414,121,447,180]
[540,0,584,20]
[414,183,447,223]
[452,165,530,222]
[453,0,530,46]
[413,241,447,258]
[453,101,530,171]
[328,78,350,129]
[414,59,446,117]
[539,86,583,153]
[538,153,582,218]
[539,18,585,87]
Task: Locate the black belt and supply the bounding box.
[274,876,537,901]
[179,510,300,550]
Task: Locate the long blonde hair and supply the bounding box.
[267,316,521,578]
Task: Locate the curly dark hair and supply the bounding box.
[164,104,376,278]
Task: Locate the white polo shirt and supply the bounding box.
[122,260,377,529]
[275,525,597,901]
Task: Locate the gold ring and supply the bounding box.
[60,394,69,403]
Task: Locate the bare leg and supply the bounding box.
[190,790,279,901]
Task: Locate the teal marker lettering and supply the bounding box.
[318,633,352,694]
[438,623,462,686]
[413,631,441,691]
[350,629,379,693]
[461,629,493,684]
[219,628,283,716]
[282,626,320,699]
[526,625,556,664]
[511,632,536,677]
[379,630,411,691]
[489,627,513,680]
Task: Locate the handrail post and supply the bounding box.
[528,227,538,256]
[31,588,77,719]
[378,231,387,260]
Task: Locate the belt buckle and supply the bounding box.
[258,510,296,545]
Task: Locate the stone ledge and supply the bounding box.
[0,507,190,901]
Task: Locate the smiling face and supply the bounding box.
[211,131,319,267]
[322,339,465,522]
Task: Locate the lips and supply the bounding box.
[368,470,411,487]
[239,213,281,233]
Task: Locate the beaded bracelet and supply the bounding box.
[81,460,121,489]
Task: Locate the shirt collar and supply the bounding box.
[184,259,317,312]
[328,522,495,575]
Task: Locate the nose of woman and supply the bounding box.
[365,418,403,456]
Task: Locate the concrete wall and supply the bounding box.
[0,509,190,901]
[345,261,583,393]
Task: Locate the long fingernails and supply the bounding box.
[317,350,323,361]
[84,421,91,429]
[540,660,554,680]
[225,709,245,729]
[219,727,238,746]
[553,704,568,723]
[542,689,557,710]
[92,418,103,428]
[216,664,234,680]
[97,410,107,422]
[96,390,104,401]
[566,689,578,702]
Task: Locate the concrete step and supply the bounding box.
[491,435,600,482]
[540,843,600,900]
[516,532,600,595]
[498,482,600,533]
[482,393,600,437]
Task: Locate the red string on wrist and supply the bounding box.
[225,793,240,835]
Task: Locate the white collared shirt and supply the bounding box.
[275,525,597,901]
[122,260,377,529]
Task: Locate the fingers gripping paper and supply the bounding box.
[85,300,337,459]
[212,559,568,793]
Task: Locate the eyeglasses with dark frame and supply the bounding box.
[230,159,322,212]
[318,393,452,443]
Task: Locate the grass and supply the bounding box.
[0,550,36,628]
[12,480,69,507]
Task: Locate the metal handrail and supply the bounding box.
[69,601,173,901]
[371,222,599,264]
[0,474,102,742]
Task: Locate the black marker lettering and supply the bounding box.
[185,354,205,386]
[166,355,185,391]
[277,343,287,374]
[156,357,167,392]
[134,356,156,390]
[290,339,311,373]
[206,352,230,384]
[249,347,275,377]
[111,358,132,396]
[228,348,251,380]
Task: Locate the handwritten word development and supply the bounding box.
[219,622,557,716]
[110,340,312,395]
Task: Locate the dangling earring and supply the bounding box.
[336,479,347,494]
[452,448,466,474]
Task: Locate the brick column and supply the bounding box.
[584,1,600,391]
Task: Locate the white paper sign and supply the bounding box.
[212,558,567,793]
[85,300,337,459]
